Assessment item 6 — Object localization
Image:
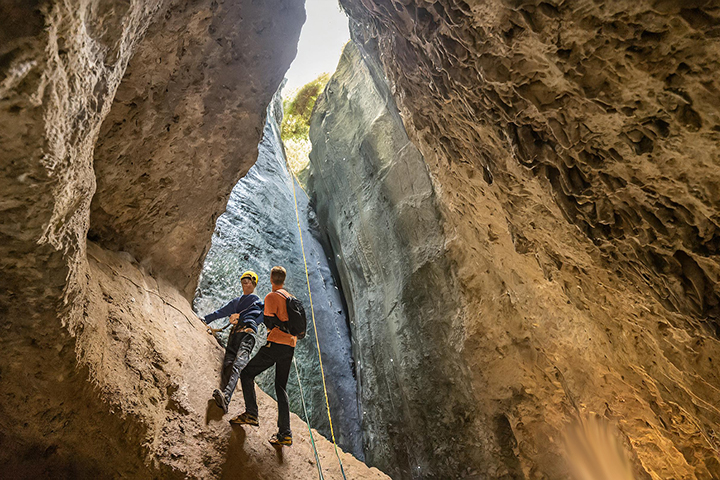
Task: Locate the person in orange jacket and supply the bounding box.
[231,266,297,446]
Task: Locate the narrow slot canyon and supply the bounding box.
[2,1,720,480]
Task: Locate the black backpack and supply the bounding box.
[276,291,307,340]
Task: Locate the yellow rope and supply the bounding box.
[287,169,347,479]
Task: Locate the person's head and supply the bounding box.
[240,270,258,295]
[270,266,286,287]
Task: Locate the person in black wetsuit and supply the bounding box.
[200,270,263,414]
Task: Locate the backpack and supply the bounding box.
[276,291,307,340]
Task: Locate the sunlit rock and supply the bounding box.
[195,90,364,459]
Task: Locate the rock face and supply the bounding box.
[314,1,720,479]
[194,90,364,459]
[89,0,303,298]
[309,42,480,478]
[0,1,385,478]
[5,0,720,478]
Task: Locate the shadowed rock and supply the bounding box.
[0,1,386,478]
[313,1,720,478]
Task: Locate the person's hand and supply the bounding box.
[229,313,239,325]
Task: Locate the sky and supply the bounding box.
[283,0,350,96]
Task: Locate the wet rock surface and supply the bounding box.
[309,42,480,478]
[0,1,385,478]
[194,91,364,460]
[328,1,720,478]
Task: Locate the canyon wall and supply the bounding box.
[309,42,481,478]
[0,1,384,478]
[88,0,301,298]
[194,90,364,459]
[310,1,720,478]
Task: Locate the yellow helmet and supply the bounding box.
[240,270,258,284]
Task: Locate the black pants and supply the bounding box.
[221,330,256,402]
[240,342,295,435]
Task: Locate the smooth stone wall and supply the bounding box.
[195,91,364,460]
[309,42,479,478]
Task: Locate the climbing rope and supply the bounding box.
[206,323,232,334]
[288,168,348,480]
[293,357,325,480]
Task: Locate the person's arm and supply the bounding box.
[244,301,263,322]
[263,294,280,329]
[202,298,240,324]
[263,312,279,329]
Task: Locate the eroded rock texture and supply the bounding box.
[194,91,364,459]
[90,0,303,298]
[325,1,720,478]
[1,2,169,475]
[0,1,386,478]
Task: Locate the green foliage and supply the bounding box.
[281,73,331,143]
[281,73,330,177]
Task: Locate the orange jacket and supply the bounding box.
[264,288,297,347]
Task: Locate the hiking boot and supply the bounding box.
[269,433,292,446]
[230,412,259,426]
[213,389,229,414]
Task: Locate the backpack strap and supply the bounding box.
[274,290,292,300]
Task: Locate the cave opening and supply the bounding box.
[192,0,366,463]
[6,0,720,479]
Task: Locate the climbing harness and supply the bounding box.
[288,169,348,480]
[205,324,256,335]
[293,356,325,479]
